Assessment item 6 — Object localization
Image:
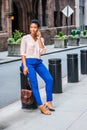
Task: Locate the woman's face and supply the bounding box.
[30,23,38,36]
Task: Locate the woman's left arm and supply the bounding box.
[37,31,44,48]
[37,31,46,54]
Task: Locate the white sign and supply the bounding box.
[62,5,74,17]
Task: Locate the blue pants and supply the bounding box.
[22,58,53,106]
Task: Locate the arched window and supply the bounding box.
[0,0,2,30]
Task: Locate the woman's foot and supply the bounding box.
[39,105,51,115]
[44,102,55,111]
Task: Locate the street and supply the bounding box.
[0,61,21,108]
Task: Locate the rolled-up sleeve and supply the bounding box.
[20,36,26,56]
[39,38,46,54]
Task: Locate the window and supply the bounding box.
[42,0,47,26]
[60,11,63,26]
[71,14,73,25]
[54,11,58,27]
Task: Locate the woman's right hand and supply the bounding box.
[23,66,29,75]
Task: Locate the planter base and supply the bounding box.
[54,39,67,48]
[80,37,87,44]
[68,38,79,46]
[8,44,20,56]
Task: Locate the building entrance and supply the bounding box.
[12,2,19,32]
[12,0,30,33]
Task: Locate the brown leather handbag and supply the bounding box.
[21,88,34,105]
[20,67,37,109]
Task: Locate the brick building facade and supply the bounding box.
[0,0,75,51]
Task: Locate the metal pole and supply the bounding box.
[66,6,69,36]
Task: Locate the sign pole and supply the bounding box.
[66,6,68,36]
[62,5,74,36]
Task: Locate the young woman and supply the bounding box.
[20,19,55,115]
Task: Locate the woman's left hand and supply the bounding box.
[37,31,41,39]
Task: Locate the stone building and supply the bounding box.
[0,0,76,51]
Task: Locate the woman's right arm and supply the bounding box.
[20,36,29,75]
[21,55,29,75]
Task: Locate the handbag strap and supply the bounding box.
[27,78,32,89]
[20,66,31,90]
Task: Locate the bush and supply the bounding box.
[71,29,80,36]
[83,30,87,36]
[71,30,76,36]
[7,38,15,44]
[7,30,24,44]
[59,31,64,37]
[54,31,67,40]
[13,30,23,41]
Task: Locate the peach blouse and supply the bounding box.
[20,34,46,59]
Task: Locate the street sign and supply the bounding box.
[62,5,74,17]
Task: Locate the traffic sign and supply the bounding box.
[62,5,74,17]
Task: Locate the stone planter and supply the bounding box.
[68,38,80,46]
[54,39,67,48]
[8,43,20,56]
[79,37,87,44]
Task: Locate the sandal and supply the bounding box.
[44,102,55,111]
[39,105,51,115]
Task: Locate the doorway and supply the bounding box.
[12,2,19,32]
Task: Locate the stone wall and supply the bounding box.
[40,25,75,45]
[41,27,57,45]
[0,33,8,51]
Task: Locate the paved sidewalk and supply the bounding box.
[0,74,87,130]
[0,45,54,64]
[0,44,87,64]
[0,45,66,64]
[0,45,87,130]
[0,51,21,64]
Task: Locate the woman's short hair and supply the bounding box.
[30,19,40,27]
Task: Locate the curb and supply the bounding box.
[0,58,21,65]
[0,45,87,65]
